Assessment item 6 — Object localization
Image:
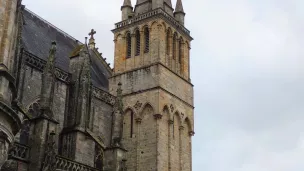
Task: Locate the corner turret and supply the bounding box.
[174,0,185,25]
[121,0,133,20]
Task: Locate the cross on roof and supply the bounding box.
[89,29,96,39]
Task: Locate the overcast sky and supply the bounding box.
[22,0,304,170]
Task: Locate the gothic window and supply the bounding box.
[173,115,175,139]
[144,27,150,53]
[179,38,183,64]
[173,33,177,59]
[135,30,141,56]
[126,33,131,58]
[95,144,104,169]
[166,30,170,55]
[19,119,30,145]
[130,111,134,138]
[123,109,134,139]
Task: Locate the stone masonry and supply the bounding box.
[0,0,195,171]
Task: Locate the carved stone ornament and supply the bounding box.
[42,131,57,171]
[135,118,142,124]
[170,104,174,113]
[154,114,162,120]
[23,51,71,83]
[189,131,195,136]
[92,86,116,105]
[133,101,142,111]
[0,160,18,171]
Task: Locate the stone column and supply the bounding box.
[179,126,184,171]
[135,118,142,171]
[154,114,162,171]
[0,131,9,167]
[168,119,173,171]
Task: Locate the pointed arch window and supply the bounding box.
[179,38,183,64]
[135,30,141,56]
[94,144,104,169]
[130,111,134,138]
[126,33,131,58]
[173,33,177,59]
[166,30,170,55]
[144,27,150,53]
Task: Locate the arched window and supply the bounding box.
[166,30,170,55]
[173,33,177,59]
[126,33,131,58]
[179,38,183,64]
[135,30,141,56]
[144,27,150,53]
[123,109,134,139]
[94,144,104,169]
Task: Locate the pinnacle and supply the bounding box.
[136,0,149,5]
[175,0,184,13]
[164,0,172,7]
[123,0,132,7]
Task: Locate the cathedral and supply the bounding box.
[0,0,194,170]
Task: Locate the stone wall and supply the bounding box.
[92,97,113,147]
[74,133,95,167]
[20,65,68,129]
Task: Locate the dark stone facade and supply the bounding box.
[0,3,125,171]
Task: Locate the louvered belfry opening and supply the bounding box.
[135,30,140,56]
[144,27,150,53]
[126,33,132,58]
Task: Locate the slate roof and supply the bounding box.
[22,9,112,90]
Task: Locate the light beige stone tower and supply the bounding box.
[109,0,194,170]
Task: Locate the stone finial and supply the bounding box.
[88,29,96,49]
[113,82,123,112]
[122,0,132,8]
[40,42,57,114]
[47,41,56,70]
[164,0,172,7]
[175,0,185,14]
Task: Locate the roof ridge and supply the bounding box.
[24,8,82,44]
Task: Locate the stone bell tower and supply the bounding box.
[109,0,195,170]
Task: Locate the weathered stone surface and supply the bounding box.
[0,0,194,170]
[0,159,17,171]
[110,2,193,170]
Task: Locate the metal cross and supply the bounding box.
[89,29,96,39]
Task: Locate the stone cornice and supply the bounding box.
[22,51,117,108]
[23,50,71,83]
[92,86,116,106]
[122,86,194,109]
[112,8,193,40]
[91,49,113,75]
[110,62,193,87]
